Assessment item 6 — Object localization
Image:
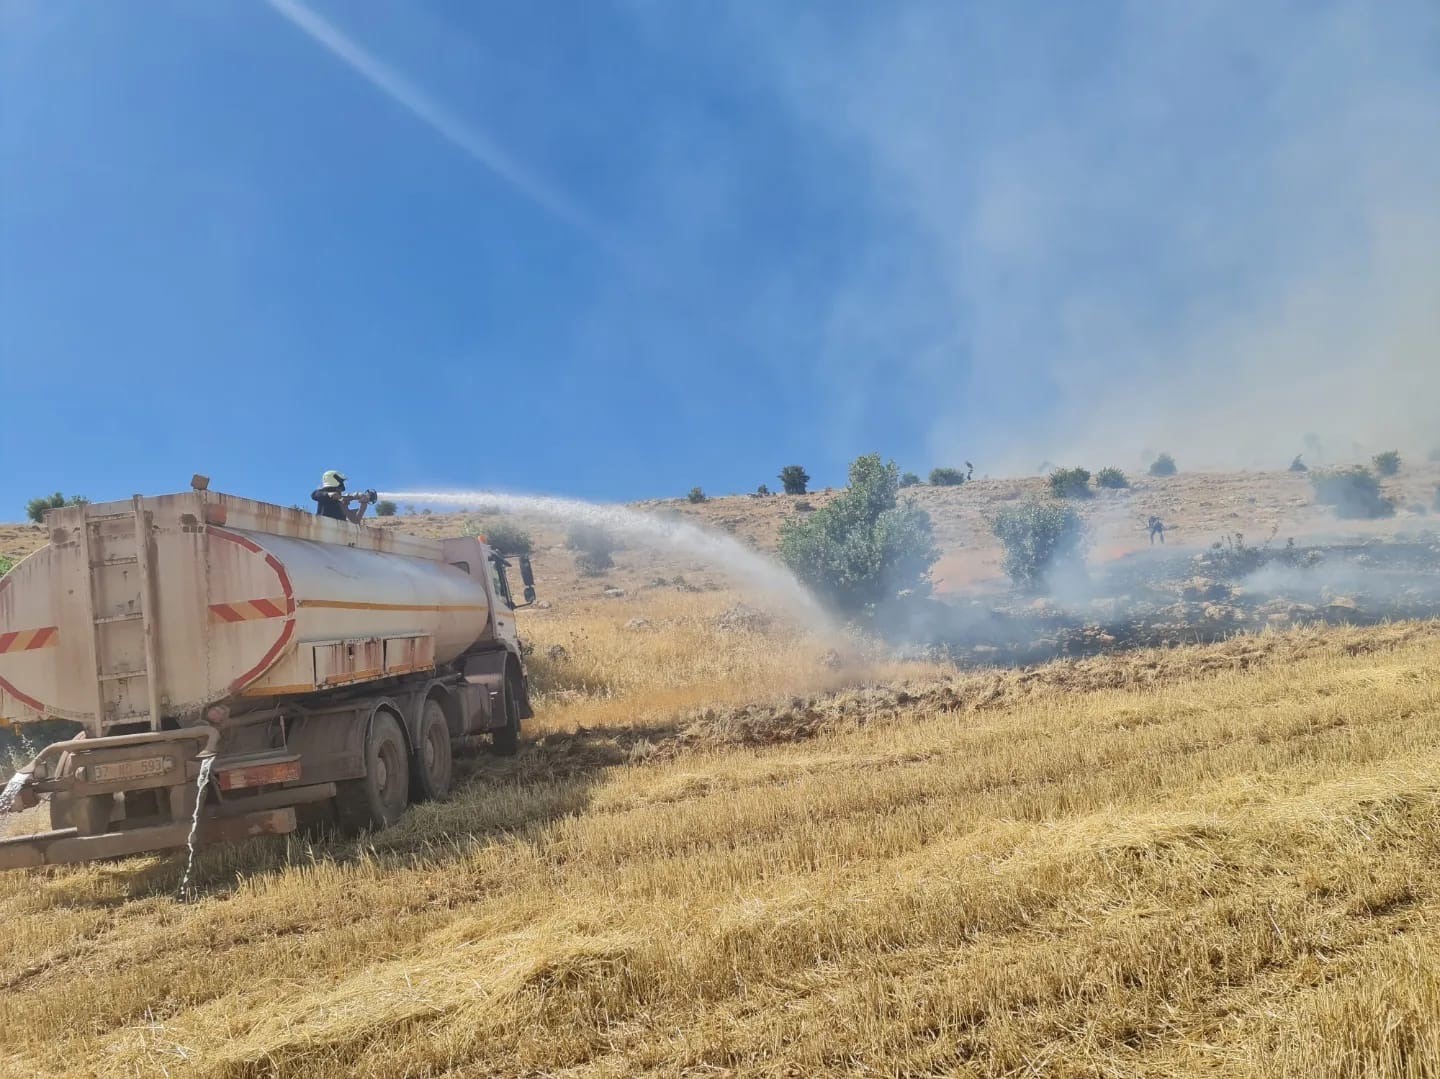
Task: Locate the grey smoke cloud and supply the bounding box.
[734,2,1440,473]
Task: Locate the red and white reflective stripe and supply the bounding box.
[0,626,58,654]
[216,759,302,791]
[209,597,291,623]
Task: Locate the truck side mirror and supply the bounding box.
[519,556,535,588]
[523,585,536,604]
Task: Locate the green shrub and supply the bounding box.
[374,500,398,517]
[0,556,13,578]
[1148,453,1178,477]
[899,472,922,488]
[778,465,810,496]
[1311,467,1394,519]
[779,454,939,614]
[470,520,532,556]
[1372,450,1401,476]
[992,501,1087,588]
[1094,467,1129,489]
[1048,467,1092,498]
[25,492,87,523]
[929,467,966,487]
[568,523,617,576]
[1289,455,1308,473]
[687,487,708,504]
[755,484,771,497]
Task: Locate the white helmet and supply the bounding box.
[321,470,347,489]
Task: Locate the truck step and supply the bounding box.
[94,611,144,625]
[92,556,138,568]
[97,669,148,683]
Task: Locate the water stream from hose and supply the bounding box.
[177,755,216,901]
[380,490,834,633]
[0,772,28,815]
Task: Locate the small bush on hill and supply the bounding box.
[1289,455,1308,473]
[25,493,87,523]
[779,453,939,614]
[929,467,965,487]
[687,487,708,504]
[778,465,810,495]
[899,472,922,488]
[1373,450,1401,476]
[374,500,398,517]
[567,523,617,576]
[1048,467,1092,498]
[1148,453,1178,477]
[755,484,771,497]
[1094,467,1129,489]
[474,520,532,557]
[992,501,1087,588]
[1311,467,1394,519]
[0,557,13,578]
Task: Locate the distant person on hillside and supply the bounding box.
[312,470,374,523]
[1147,516,1166,545]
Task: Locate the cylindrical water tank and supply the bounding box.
[0,492,494,730]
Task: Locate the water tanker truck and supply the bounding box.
[0,484,535,868]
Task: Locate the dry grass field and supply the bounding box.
[4,471,1440,1076]
[3,604,1440,1076]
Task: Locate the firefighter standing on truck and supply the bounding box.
[312,470,373,524]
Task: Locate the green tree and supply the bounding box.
[1048,467,1092,498]
[687,487,708,504]
[25,492,87,523]
[898,472,923,488]
[1372,450,1401,476]
[471,520,532,556]
[779,454,939,613]
[374,500,398,517]
[568,523,617,575]
[1148,453,1178,477]
[928,467,965,487]
[1094,467,1129,489]
[1311,468,1393,519]
[992,501,1088,588]
[778,465,810,495]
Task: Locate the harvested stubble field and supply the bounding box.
[4,604,1440,1077]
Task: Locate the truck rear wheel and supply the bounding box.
[335,712,410,833]
[410,699,453,801]
[491,679,520,757]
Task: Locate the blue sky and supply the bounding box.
[3,1,1437,513]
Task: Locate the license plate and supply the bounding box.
[91,756,171,783]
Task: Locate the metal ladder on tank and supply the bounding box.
[77,496,164,731]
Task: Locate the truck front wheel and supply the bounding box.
[335,712,410,832]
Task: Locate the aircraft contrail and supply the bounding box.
[264,0,610,245]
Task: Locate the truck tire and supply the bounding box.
[335,711,410,833]
[491,679,521,757]
[410,698,453,801]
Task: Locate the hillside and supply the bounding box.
[6,465,1440,601]
[3,468,1440,1075]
